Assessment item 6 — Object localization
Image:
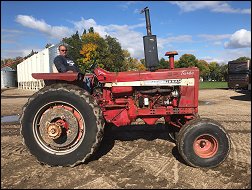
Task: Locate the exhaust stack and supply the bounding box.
[141,7,159,71]
[141,7,152,36]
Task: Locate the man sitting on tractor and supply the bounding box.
[54,44,91,92]
[54,44,81,73]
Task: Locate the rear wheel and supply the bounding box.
[20,83,104,167]
[176,118,230,168]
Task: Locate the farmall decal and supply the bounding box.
[104,78,195,87]
[181,70,194,76]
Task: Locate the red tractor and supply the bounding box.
[20,7,230,168]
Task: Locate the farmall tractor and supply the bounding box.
[20,7,230,168]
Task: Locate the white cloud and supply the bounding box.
[13,14,250,63]
[134,9,141,14]
[1,28,24,45]
[1,39,16,44]
[14,15,146,58]
[72,18,145,58]
[76,20,191,58]
[1,48,42,59]
[213,41,222,46]
[222,48,251,61]
[200,56,225,63]
[15,15,73,39]
[198,34,231,41]
[14,15,196,59]
[158,35,193,49]
[199,47,251,64]
[73,18,109,37]
[119,1,138,10]
[166,35,193,43]
[106,24,144,58]
[128,23,146,29]
[177,49,197,53]
[224,29,251,49]
[169,1,251,14]
[1,29,23,33]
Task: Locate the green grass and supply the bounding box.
[199,81,228,89]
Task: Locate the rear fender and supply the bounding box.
[32,72,85,86]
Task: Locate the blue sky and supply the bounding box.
[1,1,251,64]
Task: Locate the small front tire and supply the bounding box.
[176,118,230,168]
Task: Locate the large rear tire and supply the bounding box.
[20,83,104,167]
[176,118,230,168]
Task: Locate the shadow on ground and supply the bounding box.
[86,123,187,166]
[230,90,251,101]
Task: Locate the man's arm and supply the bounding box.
[66,58,81,73]
[65,65,80,73]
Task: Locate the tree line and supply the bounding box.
[1,27,250,82]
[61,27,145,73]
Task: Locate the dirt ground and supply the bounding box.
[1,87,251,189]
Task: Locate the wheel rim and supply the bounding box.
[193,134,218,158]
[33,101,85,155]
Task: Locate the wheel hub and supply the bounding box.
[38,106,80,149]
[46,123,62,139]
[199,140,206,148]
[193,134,218,158]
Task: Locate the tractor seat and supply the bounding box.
[52,64,59,73]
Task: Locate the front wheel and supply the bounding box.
[176,118,230,168]
[20,83,104,167]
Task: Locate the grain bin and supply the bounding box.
[1,66,17,88]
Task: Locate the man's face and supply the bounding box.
[59,46,67,57]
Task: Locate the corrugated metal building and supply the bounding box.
[1,66,17,88]
[17,44,60,90]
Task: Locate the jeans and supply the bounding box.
[83,77,92,93]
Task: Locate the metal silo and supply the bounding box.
[1,66,17,88]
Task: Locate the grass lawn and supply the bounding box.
[199,81,228,89]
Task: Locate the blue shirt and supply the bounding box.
[54,55,80,73]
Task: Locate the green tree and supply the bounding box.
[219,63,228,81]
[196,60,210,81]
[104,35,126,72]
[174,60,179,68]
[158,57,169,69]
[24,50,38,59]
[82,29,87,36]
[79,30,109,72]
[1,57,23,70]
[208,62,223,81]
[62,31,83,66]
[79,28,139,72]
[45,43,53,48]
[1,58,12,66]
[123,50,145,71]
[88,27,94,33]
[140,58,145,65]
[177,54,198,68]
[235,57,251,62]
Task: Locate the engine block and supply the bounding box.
[94,67,199,127]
